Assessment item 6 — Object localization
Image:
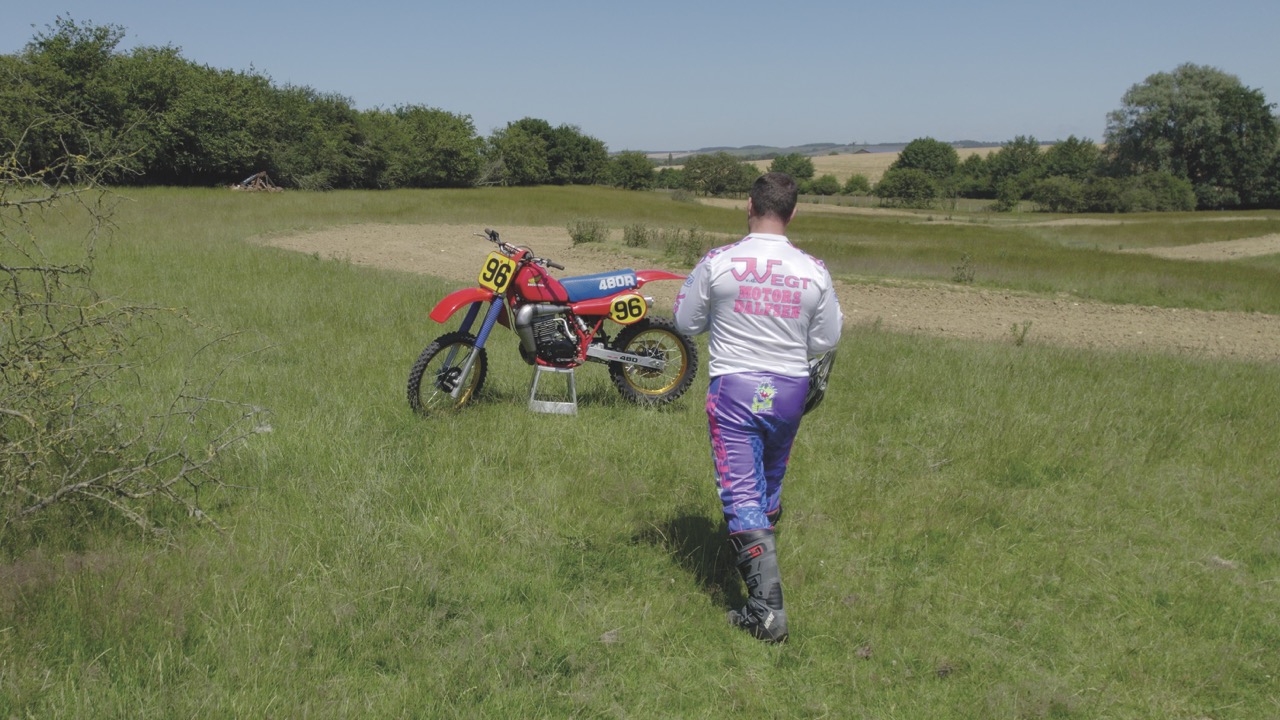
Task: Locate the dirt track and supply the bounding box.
[258,222,1280,363]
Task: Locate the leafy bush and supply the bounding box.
[1031,176,1087,213]
[992,178,1027,212]
[1,135,265,539]
[1083,177,1128,213]
[842,174,871,195]
[1034,173,1197,213]
[808,174,842,196]
[1125,172,1197,212]
[661,227,712,266]
[567,217,607,245]
[951,253,976,284]
[622,223,655,249]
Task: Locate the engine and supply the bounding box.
[531,315,578,362]
[515,304,579,364]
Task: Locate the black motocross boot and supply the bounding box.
[727,528,789,643]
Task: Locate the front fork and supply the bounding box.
[447,300,504,399]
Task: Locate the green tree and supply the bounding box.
[483,124,549,186]
[953,153,993,197]
[548,124,609,185]
[497,118,607,185]
[267,87,371,189]
[106,44,202,183]
[1105,63,1279,208]
[768,153,815,180]
[371,105,482,188]
[654,166,684,190]
[891,137,959,182]
[1041,136,1101,181]
[158,66,277,184]
[5,17,128,180]
[682,152,756,195]
[609,151,656,190]
[1261,151,1280,207]
[988,136,1043,185]
[874,167,938,208]
[986,136,1044,208]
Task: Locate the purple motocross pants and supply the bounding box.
[705,372,808,534]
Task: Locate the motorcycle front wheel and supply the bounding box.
[407,331,488,415]
[608,317,698,405]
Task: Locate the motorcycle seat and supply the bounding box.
[558,269,639,302]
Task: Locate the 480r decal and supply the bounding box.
[598,274,637,291]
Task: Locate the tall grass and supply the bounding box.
[2,187,1278,718]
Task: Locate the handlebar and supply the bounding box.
[478,228,565,271]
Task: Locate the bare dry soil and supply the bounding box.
[258,220,1280,363]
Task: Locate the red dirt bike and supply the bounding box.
[407,229,698,415]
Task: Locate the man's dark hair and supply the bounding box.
[750,172,798,221]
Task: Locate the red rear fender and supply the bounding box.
[635,269,686,287]
[429,287,497,324]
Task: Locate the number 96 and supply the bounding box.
[610,295,646,324]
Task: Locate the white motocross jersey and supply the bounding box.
[674,233,843,378]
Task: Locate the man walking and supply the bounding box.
[674,172,843,643]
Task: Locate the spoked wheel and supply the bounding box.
[608,317,698,405]
[407,331,488,415]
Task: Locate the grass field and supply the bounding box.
[2,187,1279,718]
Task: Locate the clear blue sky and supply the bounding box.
[4,1,1278,152]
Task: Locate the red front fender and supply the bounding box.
[429,287,497,324]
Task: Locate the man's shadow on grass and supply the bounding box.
[634,511,744,610]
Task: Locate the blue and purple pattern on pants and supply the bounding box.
[706,372,808,534]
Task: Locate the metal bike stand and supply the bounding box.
[528,366,577,415]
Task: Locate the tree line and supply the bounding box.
[0,17,650,191]
[873,90,1278,212]
[4,18,1278,210]
[660,63,1280,213]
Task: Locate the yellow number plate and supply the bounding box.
[477,252,517,293]
[609,293,648,325]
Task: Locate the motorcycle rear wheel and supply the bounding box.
[608,317,698,405]
[407,331,488,415]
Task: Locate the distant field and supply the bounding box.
[752,147,1004,184]
[658,147,1006,184]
